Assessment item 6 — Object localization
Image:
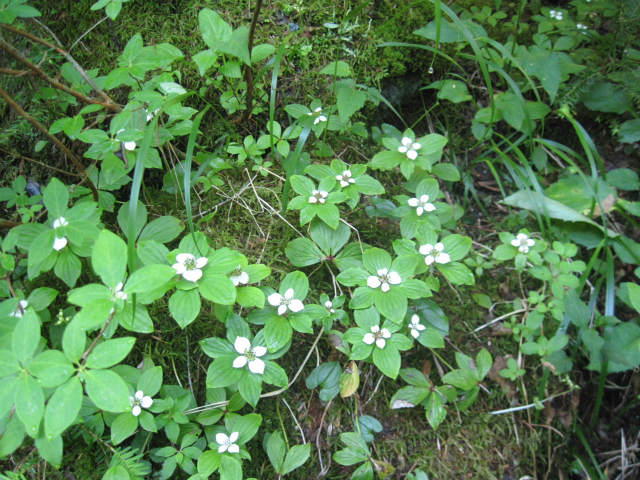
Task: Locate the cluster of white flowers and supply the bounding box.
[172,253,208,282]
[216,432,240,453]
[52,216,69,251]
[549,9,563,20]
[419,242,450,265]
[324,300,335,314]
[308,107,327,125]
[576,23,588,31]
[362,325,391,349]
[408,314,426,339]
[511,233,535,253]
[308,189,328,204]
[112,282,127,301]
[407,194,435,216]
[397,136,422,160]
[232,336,266,374]
[336,170,356,188]
[10,299,28,318]
[230,266,249,286]
[367,268,401,293]
[268,288,304,315]
[130,390,153,417]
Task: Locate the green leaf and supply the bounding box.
[138,366,163,397]
[375,288,407,323]
[226,412,262,444]
[43,178,68,219]
[54,249,82,287]
[236,287,265,309]
[319,60,352,77]
[62,320,86,363]
[310,219,350,256]
[12,310,40,365]
[432,163,461,181]
[220,455,242,480]
[44,376,82,438]
[86,337,136,369]
[198,9,232,45]
[117,201,147,241]
[475,348,492,380]
[138,216,184,243]
[111,412,139,445]
[428,80,472,103]
[282,443,311,474]
[0,415,25,457]
[263,361,288,388]
[285,238,324,267]
[372,346,401,379]
[198,450,222,476]
[442,368,476,391]
[73,299,113,330]
[305,362,341,402]
[35,434,63,468]
[84,369,131,412]
[362,247,391,273]
[30,350,74,388]
[169,289,201,328]
[424,392,447,429]
[199,274,236,305]
[336,80,367,121]
[582,80,631,114]
[219,26,251,65]
[15,374,44,438]
[92,230,127,288]
[264,316,293,352]
[266,431,286,472]
[280,270,309,300]
[27,287,58,311]
[206,356,244,388]
[438,262,474,285]
[125,264,176,294]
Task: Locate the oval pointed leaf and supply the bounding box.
[92,230,127,288]
[84,369,131,412]
[45,376,82,438]
[86,337,136,369]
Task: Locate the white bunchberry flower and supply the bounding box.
[324,300,335,314]
[172,253,208,282]
[229,266,250,286]
[10,299,28,318]
[362,325,391,349]
[336,170,356,188]
[419,242,451,265]
[113,282,127,301]
[268,288,304,315]
[308,189,328,204]
[53,236,67,251]
[407,194,436,216]
[308,107,327,125]
[408,314,426,339]
[216,432,240,454]
[116,129,137,151]
[52,217,68,229]
[366,267,402,293]
[130,390,153,417]
[511,233,535,254]
[232,336,267,374]
[146,108,159,122]
[577,23,588,30]
[397,136,422,160]
[549,9,563,20]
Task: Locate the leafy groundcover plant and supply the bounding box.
[1,0,640,478]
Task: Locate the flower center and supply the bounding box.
[244,348,256,362]
[184,257,196,270]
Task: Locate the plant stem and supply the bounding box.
[0,85,99,201]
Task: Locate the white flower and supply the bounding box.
[113,282,127,301]
[336,170,356,188]
[397,136,422,160]
[116,128,137,151]
[216,431,240,454]
[419,242,450,265]
[549,9,563,20]
[172,253,208,282]
[511,233,535,254]
[366,267,402,293]
[577,23,588,31]
[407,194,436,216]
[232,336,267,374]
[52,217,68,229]
[268,288,304,315]
[230,266,250,286]
[324,300,335,314]
[308,189,328,204]
[130,390,153,417]
[308,107,327,125]
[146,108,159,122]
[53,236,67,251]
[408,314,426,339]
[10,299,28,318]
[362,325,391,349]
